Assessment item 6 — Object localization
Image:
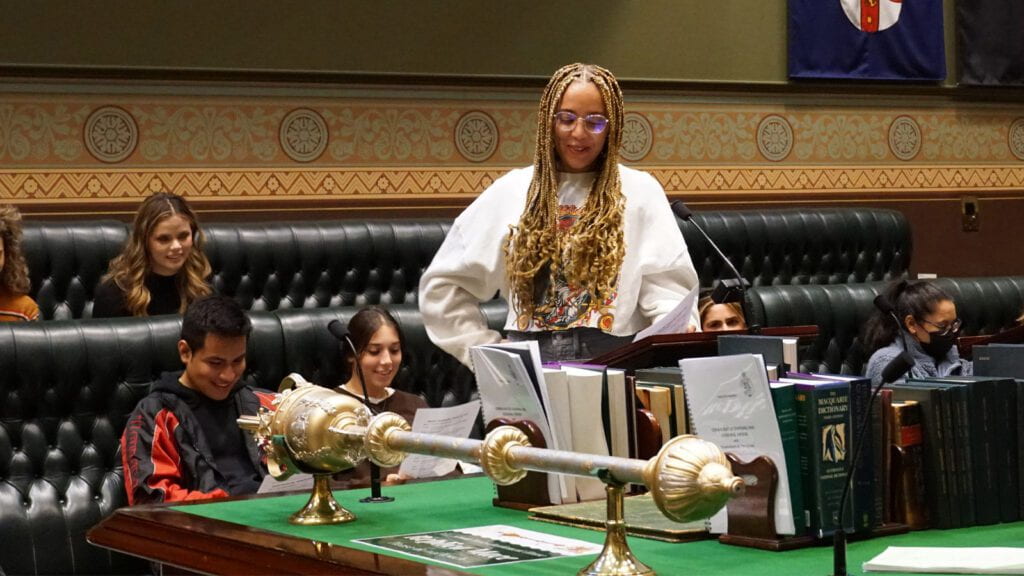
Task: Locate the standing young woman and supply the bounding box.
[0,204,40,322]
[333,306,427,488]
[419,63,699,365]
[93,192,212,318]
[863,280,971,385]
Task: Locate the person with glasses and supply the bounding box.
[419,63,698,365]
[863,279,971,385]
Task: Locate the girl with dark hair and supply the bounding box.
[420,63,698,365]
[93,192,212,318]
[333,306,427,488]
[863,280,971,385]
[0,204,39,321]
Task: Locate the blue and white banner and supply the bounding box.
[789,0,946,81]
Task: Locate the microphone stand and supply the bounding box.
[353,359,394,504]
[832,351,914,576]
[671,201,759,333]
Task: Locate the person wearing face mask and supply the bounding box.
[332,306,428,489]
[419,63,699,365]
[863,280,971,386]
[93,192,212,318]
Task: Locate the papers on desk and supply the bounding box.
[398,400,481,479]
[633,288,698,342]
[863,546,1024,574]
[355,524,602,569]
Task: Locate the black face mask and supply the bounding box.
[920,330,957,360]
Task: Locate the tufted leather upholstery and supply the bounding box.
[204,220,452,311]
[745,276,1024,376]
[23,209,911,320]
[22,220,128,320]
[0,303,503,575]
[745,282,886,375]
[681,208,911,287]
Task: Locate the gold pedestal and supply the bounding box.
[578,482,654,576]
[289,474,356,525]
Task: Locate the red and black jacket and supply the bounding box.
[120,371,275,505]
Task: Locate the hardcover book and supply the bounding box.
[786,376,855,538]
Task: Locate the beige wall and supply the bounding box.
[3,1,790,82]
[1,0,1023,278]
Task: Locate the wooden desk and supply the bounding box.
[88,500,468,576]
[88,471,1024,576]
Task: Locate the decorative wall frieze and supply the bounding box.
[4,95,1024,168]
[3,165,1023,214]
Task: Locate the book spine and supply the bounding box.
[1017,380,1024,522]
[795,383,852,538]
[890,402,929,529]
[938,388,963,528]
[951,385,974,527]
[970,381,999,525]
[997,380,1020,522]
[848,378,876,533]
[771,385,805,535]
[877,389,893,525]
[892,387,950,529]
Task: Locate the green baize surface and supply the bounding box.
[178,476,1024,575]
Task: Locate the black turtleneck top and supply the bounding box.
[92,273,182,318]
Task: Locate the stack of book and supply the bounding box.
[470,342,636,505]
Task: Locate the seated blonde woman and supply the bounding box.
[698,296,746,332]
[0,204,39,322]
[93,192,211,318]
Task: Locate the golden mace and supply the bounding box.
[239,374,744,576]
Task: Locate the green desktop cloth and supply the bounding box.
[178,476,1024,576]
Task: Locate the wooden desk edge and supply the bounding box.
[88,505,470,576]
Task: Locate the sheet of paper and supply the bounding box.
[257,472,315,494]
[863,546,1024,574]
[399,400,481,479]
[355,524,602,569]
[633,287,699,342]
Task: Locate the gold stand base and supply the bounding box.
[578,483,655,576]
[289,474,356,525]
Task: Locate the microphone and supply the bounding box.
[326,319,394,503]
[327,319,350,344]
[671,200,757,331]
[832,350,915,576]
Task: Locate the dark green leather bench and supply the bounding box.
[23,208,912,319]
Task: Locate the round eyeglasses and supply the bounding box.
[552,111,609,134]
[920,317,962,337]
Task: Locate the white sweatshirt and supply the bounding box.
[419,165,699,367]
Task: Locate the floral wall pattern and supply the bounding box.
[1,86,1023,214]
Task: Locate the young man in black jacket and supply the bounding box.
[121,295,274,504]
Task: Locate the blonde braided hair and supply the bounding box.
[505,63,626,326]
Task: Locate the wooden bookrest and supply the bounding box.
[718,454,815,551]
[719,453,908,551]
